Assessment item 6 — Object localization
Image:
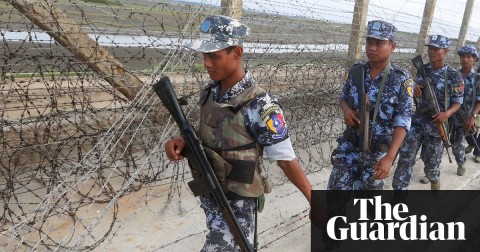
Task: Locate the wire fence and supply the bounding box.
[0,0,476,250]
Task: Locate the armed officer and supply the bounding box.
[164,15,312,251]
[328,20,414,190]
[393,35,464,190]
[451,45,480,175]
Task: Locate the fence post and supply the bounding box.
[415,0,436,56]
[9,0,144,101]
[221,0,243,19]
[458,0,475,47]
[347,0,369,67]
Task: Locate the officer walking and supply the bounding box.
[164,15,312,251]
[465,88,480,162]
[393,35,464,190]
[451,45,480,175]
[328,20,414,190]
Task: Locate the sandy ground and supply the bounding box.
[2,111,479,251]
[85,148,480,252]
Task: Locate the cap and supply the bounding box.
[425,35,450,48]
[185,15,249,53]
[365,20,396,41]
[457,45,479,61]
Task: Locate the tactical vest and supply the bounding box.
[197,84,271,198]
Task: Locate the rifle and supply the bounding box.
[411,55,453,163]
[352,65,370,165]
[455,108,480,150]
[152,76,252,252]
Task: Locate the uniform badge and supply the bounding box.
[407,86,413,97]
[403,79,414,97]
[267,113,286,139]
[453,83,464,94]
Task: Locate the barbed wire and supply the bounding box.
[0,0,474,250]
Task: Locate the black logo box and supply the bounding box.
[311,190,480,252]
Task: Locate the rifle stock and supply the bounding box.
[411,55,453,163]
[352,65,370,164]
[152,76,252,252]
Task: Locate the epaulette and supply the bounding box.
[393,64,409,77]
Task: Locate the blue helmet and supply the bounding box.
[457,45,479,61]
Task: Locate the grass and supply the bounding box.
[79,0,124,6]
[3,71,95,79]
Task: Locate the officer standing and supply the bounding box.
[465,87,480,163]
[164,15,312,251]
[328,20,414,190]
[393,35,464,190]
[451,45,480,175]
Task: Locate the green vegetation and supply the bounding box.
[4,71,95,79]
[79,0,124,6]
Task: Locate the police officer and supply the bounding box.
[393,35,464,190]
[164,15,312,251]
[451,45,480,175]
[328,20,414,190]
[465,89,480,163]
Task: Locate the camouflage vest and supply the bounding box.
[197,84,271,198]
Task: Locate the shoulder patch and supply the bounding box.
[453,82,465,94]
[260,104,281,121]
[266,113,286,139]
[403,79,414,97]
[260,104,287,140]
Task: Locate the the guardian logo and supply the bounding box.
[326,196,466,241]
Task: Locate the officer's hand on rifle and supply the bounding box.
[432,111,449,124]
[464,116,476,134]
[165,138,186,161]
[413,84,423,98]
[343,107,360,128]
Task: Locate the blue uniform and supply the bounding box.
[328,61,413,190]
[467,78,480,157]
[186,15,301,252]
[393,63,464,190]
[451,69,480,165]
[199,72,295,251]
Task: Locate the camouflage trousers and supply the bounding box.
[327,138,385,190]
[199,195,255,252]
[466,133,480,156]
[451,125,467,166]
[392,125,444,190]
